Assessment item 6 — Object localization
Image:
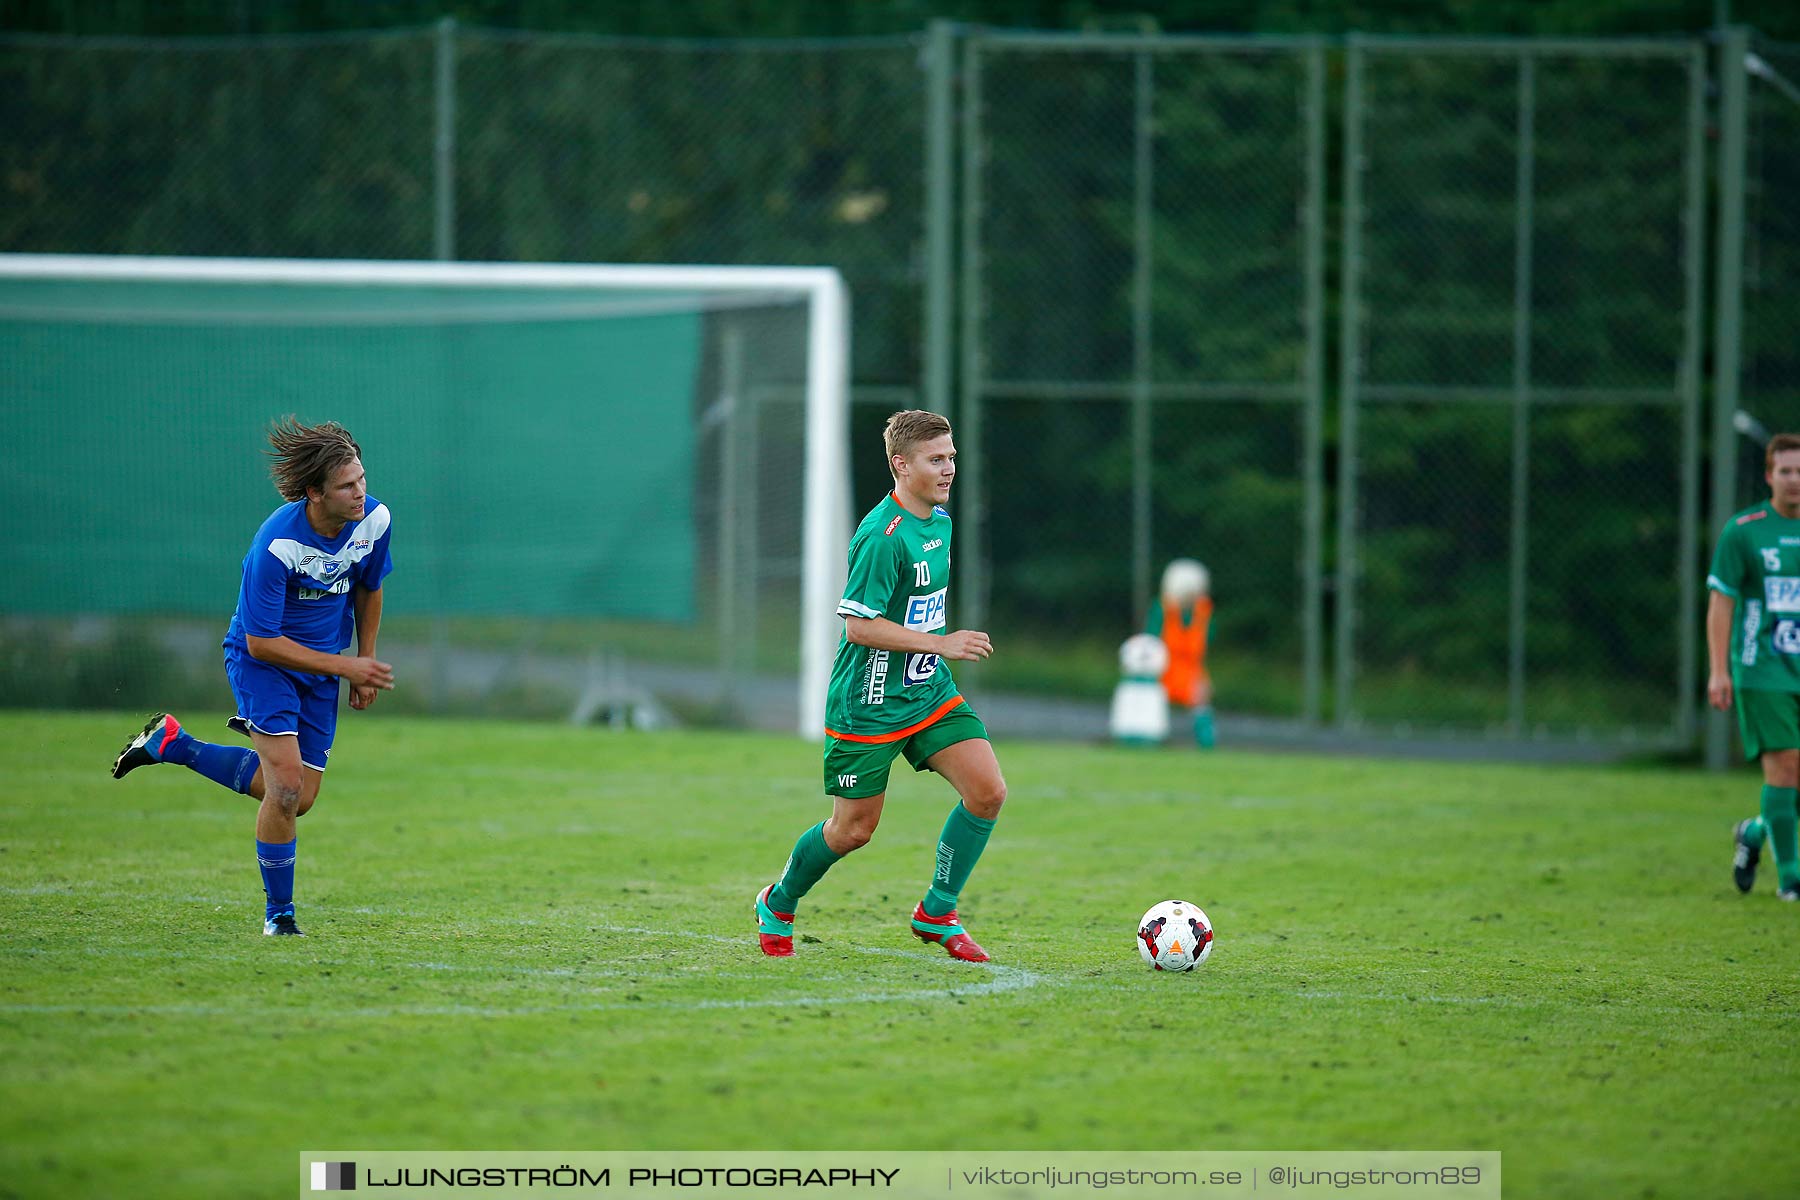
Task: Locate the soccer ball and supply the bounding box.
[1136,899,1213,972]
[1160,558,1210,606]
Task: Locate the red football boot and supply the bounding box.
[909,902,989,962]
[754,884,795,957]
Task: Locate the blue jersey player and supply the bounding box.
[111,418,394,936]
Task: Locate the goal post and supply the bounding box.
[0,253,851,736]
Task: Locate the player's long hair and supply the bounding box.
[266,416,362,502]
[883,409,952,479]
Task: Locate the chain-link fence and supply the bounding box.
[0,26,926,382]
[959,34,1325,722]
[1,22,1789,754]
[1744,37,1800,492]
[1338,38,1706,740]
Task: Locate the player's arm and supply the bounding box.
[1705,524,1745,713]
[353,584,383,657]
[348,584,386,709]
[1706,588,1735,712]
[237,541,393,689]
[246,633,395,691]
[844,616,991,662]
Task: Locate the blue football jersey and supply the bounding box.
[223,497,393,663]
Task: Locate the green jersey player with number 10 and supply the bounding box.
[753,410,1007,962]
[1710,432,1800,902]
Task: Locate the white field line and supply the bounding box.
[0,920,1047,1018]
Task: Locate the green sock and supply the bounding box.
[1741,815,1767,847]
[769,822,841,914]
[922,802,997,917]
[1194,706,1216,748]
[1761,786,1799,889]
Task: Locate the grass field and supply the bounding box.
[2,710,1797,1198]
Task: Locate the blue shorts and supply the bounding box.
[223,643,340,772]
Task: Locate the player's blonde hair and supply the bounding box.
[883,409,952,480]
[266,416,362,502]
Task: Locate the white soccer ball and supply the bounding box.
[1161,558,1210,606]
[1136,899,1214,972]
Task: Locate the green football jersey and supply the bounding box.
[824,493,962,739]
[1708,501,1800,693]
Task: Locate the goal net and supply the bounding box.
[0,254,850,735]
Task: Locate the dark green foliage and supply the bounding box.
[2,6,1789,734]
[7,0,1800,38]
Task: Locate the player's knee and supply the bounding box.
[265,775,304,817]
[826,815,878,853]
[965,778,1006,821]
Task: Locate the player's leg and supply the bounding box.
[1759,747,1799,901]
[755,741,894,956]
[907,711,1004,962]
[1732,813,1766,893]
[251,729,306,935]
[1194,676,1217,749]
[762,792,885,924]
[236,764,322,814]
[1731,692,1769,892]
[1737,689,1800,899]
[240,662,339,935]
[111,711,260,794]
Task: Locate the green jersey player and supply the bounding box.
[1709,432,1800,901]
[754,410,1006,961]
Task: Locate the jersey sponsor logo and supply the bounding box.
[902,587,948,687]
[920,538,943,552]
[1783,536,1800,546]
[904,587,948,633]
[863,649,890,706]
[267,504,390,590]
[1765,576,1800,613]
[1743,599,1764,666]
[904,652,941,686]
[884,515,904,536]
[296,582,351,600]
[1739,510,1770,525]
[1775,619,1800,655]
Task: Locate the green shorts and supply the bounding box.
[1737,687,1800,760]
[822,703,989,798]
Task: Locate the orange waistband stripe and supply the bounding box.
[825,694,968,744]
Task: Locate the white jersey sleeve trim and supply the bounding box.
[838,598,881,620]
[1707,574,1740,598]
